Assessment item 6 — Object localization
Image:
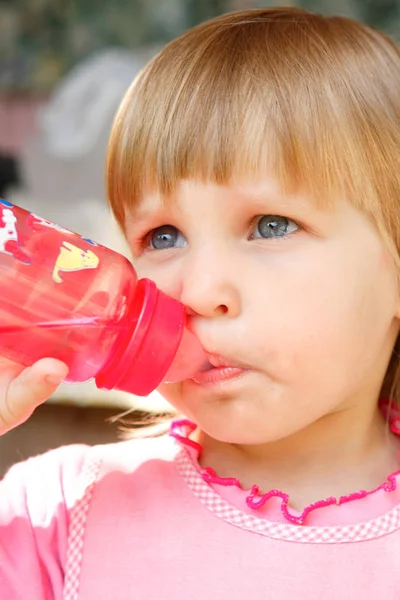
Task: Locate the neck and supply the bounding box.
[196,401,400,510]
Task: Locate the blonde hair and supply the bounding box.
[107,7,400,404]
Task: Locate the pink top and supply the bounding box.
[1,408,400,599]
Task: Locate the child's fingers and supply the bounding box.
[0,358,69,434]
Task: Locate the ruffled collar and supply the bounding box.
[170,398,400,526]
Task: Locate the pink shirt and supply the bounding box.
[1,423,400,599]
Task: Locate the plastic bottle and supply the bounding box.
[0,199,207,396]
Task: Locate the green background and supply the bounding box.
[1,0,399,92]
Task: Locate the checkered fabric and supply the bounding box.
[175,447,400,544]
[63,453,102,600]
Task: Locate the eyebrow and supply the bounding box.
[244,188,323,215]
[237,185,306,207]
[127,200,173,225]
[130,197,165,217]
[128,185,316,226]
[129,207,155,222]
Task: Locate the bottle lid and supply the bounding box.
[96,278,194,396]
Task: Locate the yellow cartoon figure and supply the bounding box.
[52,241,99,283]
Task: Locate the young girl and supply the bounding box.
[1,6,400,599]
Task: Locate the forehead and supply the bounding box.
[136,176,327,205]
[125,178,334,229]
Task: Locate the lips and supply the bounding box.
[189,352,250,385]
[206,353,247,370]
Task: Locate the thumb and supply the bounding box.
[0,359,69,434]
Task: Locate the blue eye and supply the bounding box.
[149,225,186,250]
[253,215,298,239]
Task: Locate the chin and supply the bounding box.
[193,414,281,445]
[159,382,311,444]
[196,404,318,445]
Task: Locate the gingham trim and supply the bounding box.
[175,446,400,544]
[63,451,102,600]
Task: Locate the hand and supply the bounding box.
[0,357,69,435]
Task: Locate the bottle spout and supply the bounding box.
[163,327,208,384]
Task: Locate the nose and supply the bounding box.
[179,247,241,318]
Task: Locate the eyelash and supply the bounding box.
[136,215,301,252]
[249,215,299,241]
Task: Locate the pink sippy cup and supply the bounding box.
[0,199,206,395]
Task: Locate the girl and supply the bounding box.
[1,7,400,599]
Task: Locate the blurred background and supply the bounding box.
[0,0,398,473]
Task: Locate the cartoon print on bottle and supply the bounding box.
[0,200,30,264]
[82,237,98,246]
[52,241,99,283]
[26,213,72,235]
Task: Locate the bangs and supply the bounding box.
[107,8,400,254]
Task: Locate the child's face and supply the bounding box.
[125,178,400,444]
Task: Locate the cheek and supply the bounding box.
[247,247,394,373]
[133,259,183,299]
